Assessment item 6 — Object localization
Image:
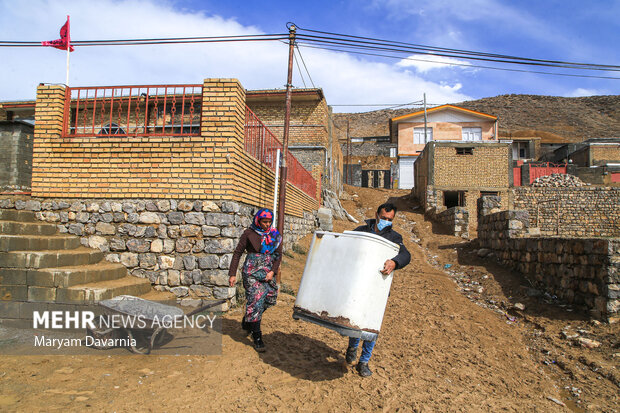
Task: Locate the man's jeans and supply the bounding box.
[348,337,376,363]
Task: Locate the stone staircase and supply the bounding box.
[0,209,153,303]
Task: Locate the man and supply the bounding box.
[346,202,411,377]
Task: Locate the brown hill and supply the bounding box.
[333,94,620,143]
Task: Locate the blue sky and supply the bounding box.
[0,0,618,112]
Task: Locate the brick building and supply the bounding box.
[390,105,499,189]
[0,79,322,308]
[339,136,397,188]
[414,141,513,231]
[246,88,343,194]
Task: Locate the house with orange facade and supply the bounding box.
[389,104,499,189]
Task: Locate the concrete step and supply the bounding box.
[0,209,37,222]
[0,220,58,236]
[0,234,81,252]
[56,276,153,303]
[0,247,104,269]
[0,262,128,288]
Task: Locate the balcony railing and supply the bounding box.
[63,84,202,137]
[245,106,318,200]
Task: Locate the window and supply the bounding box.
[444,191,466,208]
[413,127,432,145]
[512,142,528,159]
[389,147,397,158]
[462,127,482,141]
[456,147,474,155]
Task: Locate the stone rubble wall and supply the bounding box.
[512,187,620,237]
[478,210,619,321]
[0,197,317,308]
[434,207,469,238]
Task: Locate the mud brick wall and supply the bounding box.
[0,121,33,192]
[434,207,469,238]
[512,187,620,237]
[478,210,619,321]
[590,145,620,166]
[433,144,511,188]
[1,197,317,307]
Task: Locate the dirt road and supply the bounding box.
[0,186,617,412]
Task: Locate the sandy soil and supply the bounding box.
[0,186,618,412]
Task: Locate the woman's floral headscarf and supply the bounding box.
[250,208,282,254]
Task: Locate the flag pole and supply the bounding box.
[66,46,70,86]
[65,15,70,86]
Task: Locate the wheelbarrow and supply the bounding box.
[86,295,225,354]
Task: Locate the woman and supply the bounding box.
[228,208,282,352]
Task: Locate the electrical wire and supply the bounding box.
[295,33,620,72]
[293,25,620,71]
[296,42,620,81]
[0,33,288,47]
[293,49,307,88]
[295,44,316,88]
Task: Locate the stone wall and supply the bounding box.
[339,141,395,157]
[0,197,316,304]
[0,121,33,192]
[434,207,469,238]
[512,187,620,237]
[478,210,619,321]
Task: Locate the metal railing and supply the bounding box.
[245,106,317,199]
[63,84,202,137]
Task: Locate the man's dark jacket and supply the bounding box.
[354,219,411,270]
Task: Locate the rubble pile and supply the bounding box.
[531,173,588,187]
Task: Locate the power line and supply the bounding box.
[0,33,288,47]
[295,33,620,73]
[296,43,620,81]
[293,25,620,71]
[292,48,307,88]
[295,44,315,88]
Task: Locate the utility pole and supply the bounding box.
[277,24,296,236]
[347,118,351,185]
[423,93,428,143]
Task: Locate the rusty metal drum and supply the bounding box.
[293,230,399,341]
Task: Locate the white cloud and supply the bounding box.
[0,0,471,112]
[564,88,606,97]
[396,54,472,73]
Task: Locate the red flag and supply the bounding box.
[42,16,74,52]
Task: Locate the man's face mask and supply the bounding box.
[376,219,392,231]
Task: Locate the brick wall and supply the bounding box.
[434,144,511,188]
[30,80,317,218]
[0,121,33,192]
[512,187,620,237]
[246,91,342,193]
[414,142,512,232]
[590,144,620,166]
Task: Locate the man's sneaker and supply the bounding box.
[345,347,357,364]
[356,362,372,377]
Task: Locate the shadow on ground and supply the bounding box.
[436,240,589,324]
[221,317,347,381]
